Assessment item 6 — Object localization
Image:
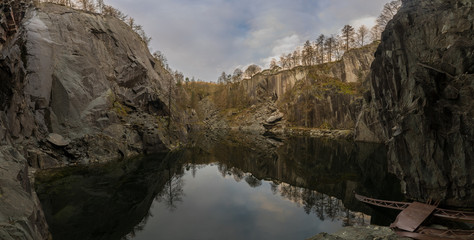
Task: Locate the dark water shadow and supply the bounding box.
[35,132,403,239]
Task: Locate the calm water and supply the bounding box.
[35,133,403,240]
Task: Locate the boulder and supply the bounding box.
[266,113,284,124]
[46,133,69,147]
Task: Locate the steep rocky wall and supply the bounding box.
[231,43,377,130]
[0,146,50,240]
[241,42,378,102]
[283,90,362,130]
[355,0,474,206]
[1,2,187,164]
[0,2,189,238]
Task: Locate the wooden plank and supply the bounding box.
[390,202,437,232]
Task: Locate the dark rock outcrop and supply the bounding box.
[1,2,186,164]
[0,146,50,240]
[355,0,474,206]
[0,1,189,239]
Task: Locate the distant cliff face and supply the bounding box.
[241,42,378,103]
[234,42,377,130]
[356,0,474,206]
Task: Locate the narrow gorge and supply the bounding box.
[0,0,473,239]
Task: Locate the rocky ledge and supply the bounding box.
[308,226,410,240]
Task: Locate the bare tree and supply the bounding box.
[370,25,382,42]
[333,35,344,60]
[232,68,243,82]
[153,51,167,67]
[357,25,369,47]
[302,40,314,66]
[316,34,325,64]
[341,25,355,51]
[218,71,227,84]
[174,71,184,85]
[279,54,290,69]
[270,58,279,69]
[102,5,127,21]
[291,50,300,67]
[324,36,335,62]
[78,0,95,12]
[376,0,402,31]
[126,17,135,29]
[244,64,261,78]
[96,0,104,13]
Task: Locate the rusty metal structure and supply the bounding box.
[355,193,474,240]
[355,194,474,223]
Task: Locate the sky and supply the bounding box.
[108,0,392,82]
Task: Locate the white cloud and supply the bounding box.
[272,34,301,57]
[108,0,393,82]
[350,16,377,29]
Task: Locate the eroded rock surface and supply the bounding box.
[1,2,187,164]
[0,1,189,239]
[355,0,474,206]
[0,146,50,240]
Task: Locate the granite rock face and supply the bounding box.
[355,0,474,206]
[0,2,186,164]
[0,2,188,239]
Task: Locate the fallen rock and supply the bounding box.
[46,133,69,147]
[266,112,284,124]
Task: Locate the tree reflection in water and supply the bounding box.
[155,168,185,212]
[36,133,402,240]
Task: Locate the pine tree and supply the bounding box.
[341,25,355,51]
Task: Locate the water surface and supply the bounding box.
[35,133,403,240]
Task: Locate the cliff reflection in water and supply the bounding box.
[35,133,403,240]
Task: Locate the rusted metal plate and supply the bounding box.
[390,202,437,232]
[355,193,474,223]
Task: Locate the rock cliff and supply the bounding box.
[1,2,186,165]
[231,42,378,131]
[241,42,378,103]
[356,0,474,206]
[0,1,188,238]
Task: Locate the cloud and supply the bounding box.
[109,0,392,81]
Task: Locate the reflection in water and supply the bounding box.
[155,169,185,212]
[35,132,403,240]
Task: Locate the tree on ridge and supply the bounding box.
[341,25,355,51]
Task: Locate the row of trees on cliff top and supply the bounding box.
[217,0,402,84]
[37,0,152,47]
